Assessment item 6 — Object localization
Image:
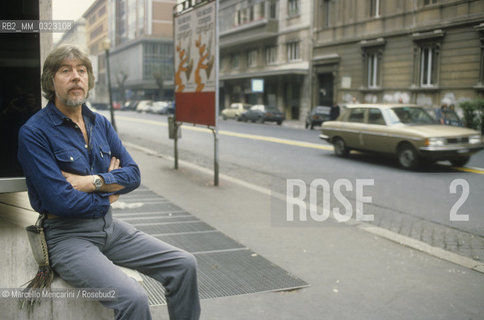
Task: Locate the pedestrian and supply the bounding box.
[17,45,201,320]
[330,104,340,120]
[439,103,448,125]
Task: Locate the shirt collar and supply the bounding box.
[46,101,96,126]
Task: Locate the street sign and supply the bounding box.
[173,0,219,185]
[173,0,217,127]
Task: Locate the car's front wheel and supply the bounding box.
[333,137,349,157]
[397,143,420,170]
[450,156,470,167]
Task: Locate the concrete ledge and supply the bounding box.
[0,192,143,319]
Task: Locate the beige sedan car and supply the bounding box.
[221,103,251,120]
[320,104,484,169]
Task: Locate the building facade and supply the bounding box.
[219,0,313,120]
[107,0,176,102]
[55,18,87,52]
[312,0,484,109]
[83,0,110,104]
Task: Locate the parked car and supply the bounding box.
[221,103,251,120]
[320,104,484,169]
[136,100,153,113]
[151,101,172,114]
[305,106,331,129]
[123,100,139,111]
[240,104,285,125]
[90,102,109,110]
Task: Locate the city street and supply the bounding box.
[100,110,484,319]
[112,111,484,238]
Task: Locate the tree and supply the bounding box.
[152,68,164,100]
[116,71,128,105]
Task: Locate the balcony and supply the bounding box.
[220,19,278,48]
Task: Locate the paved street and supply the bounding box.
[110,111,484,263]
[123,138,484,320]
[94,110,484,318]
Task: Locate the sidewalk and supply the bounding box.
[128,146,484,320]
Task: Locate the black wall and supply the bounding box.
[0,0,41,178]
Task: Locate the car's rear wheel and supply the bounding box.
[450,156,470,167]
[397,143,420,170]
[333,137,349,157]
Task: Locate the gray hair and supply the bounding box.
[41,45,95,101]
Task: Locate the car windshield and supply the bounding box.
[389,107,437,125]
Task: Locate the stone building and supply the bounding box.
[311,0,484,109]
[219,0,313,120]
[106,0,176,102]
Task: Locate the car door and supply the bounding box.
[343,108,367,149]
[360,108,391,153]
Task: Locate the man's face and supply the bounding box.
[53,58,89,108]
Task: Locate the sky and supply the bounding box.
[52,0,96,41]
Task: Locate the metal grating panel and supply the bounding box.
[135,221,214,235]
[112,186,309,306]
[142,249,309,305]
[154,231,246,253]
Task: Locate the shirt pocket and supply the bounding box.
[96,144,112,170]
[54,149,84,174]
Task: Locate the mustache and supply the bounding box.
[68,86,85,92]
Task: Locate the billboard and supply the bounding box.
[174,0,217,127]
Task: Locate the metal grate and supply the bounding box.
[112,187,309,306]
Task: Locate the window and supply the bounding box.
[322,0,331,28]
[231,54,240,69]
[479,37,484,86]
[247,49,258,68]
[412,30,443,88]
[269,0,277,19]
[348,108,366,123]
[424,0,437,5]
[259,2,265,19]
[368,108,385,125]
[361,40,385,89]
[287,42,300,61]
[370,0,380,17]
[265,46,277,65]
[367,53,379,88]
[288,0,300,16]
[420,46,438,86]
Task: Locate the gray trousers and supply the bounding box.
[43,209,201,320]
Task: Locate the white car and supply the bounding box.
[136,100,153,113]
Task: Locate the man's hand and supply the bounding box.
[62,171,95,192]
[62,157,124,194]
[109,156,121,172]
[109,194,120,204]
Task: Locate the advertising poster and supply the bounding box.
[174,0,216,127]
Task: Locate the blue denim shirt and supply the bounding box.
[17,101,141,218]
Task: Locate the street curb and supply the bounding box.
[124,141,484,275]
[358,224,484,274]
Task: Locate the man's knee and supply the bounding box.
[179,251,198,275]
[117,284,150,311]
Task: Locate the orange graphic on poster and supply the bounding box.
[195,34,209,92]
[175,42,192,93]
